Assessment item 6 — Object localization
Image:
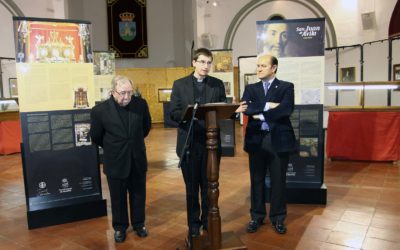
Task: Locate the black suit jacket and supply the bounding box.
[90,97,151,179]
[241,78,296,153]
[169,74,226,157]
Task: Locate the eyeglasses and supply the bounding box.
[196,60,212,66]
[114,90,133,97]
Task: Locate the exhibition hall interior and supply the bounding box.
[0,0,400,249]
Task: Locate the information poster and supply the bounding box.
[20,110,101,211]
[256,18,325,104]
[13,17,104,215]
[286,104,324,187]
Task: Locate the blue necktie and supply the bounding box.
[264,82,269,96]
[261,82,270,131]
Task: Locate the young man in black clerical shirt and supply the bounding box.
[169,48,226,237]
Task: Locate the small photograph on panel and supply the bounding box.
[75,123,91,146]
[299,137,318,157]
[73,88,89,108]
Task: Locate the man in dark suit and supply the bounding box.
[90,75,151,243]
[241,54,296,234]
[169,48,227,237]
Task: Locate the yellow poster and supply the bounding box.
[14,18,95,112]
[17,63,95,112]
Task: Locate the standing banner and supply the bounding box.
[256,18,326,204]
[107,0,148,58]
[13,17,107,229]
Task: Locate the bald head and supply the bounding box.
[256,54,279,81]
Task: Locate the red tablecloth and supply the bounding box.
[0,120,22,155]
[326,112,400,161]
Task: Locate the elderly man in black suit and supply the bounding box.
[90,75,151,243]
[241,54,296,234]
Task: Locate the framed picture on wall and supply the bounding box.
[394,64,400,81]
[244,73,258,87]
[158,88,172,103]
[9,78,18,97]
[340,67,356,82]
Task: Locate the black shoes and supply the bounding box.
[114,226,148,243]
[202,223,208,232]
[114,230,126,243]
[190,226,200,237]
[246,220,264,233]
[246,219,287,234]
[133,226,149,237]
[272,221,287,234]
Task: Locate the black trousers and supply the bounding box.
[107,166,146,231]
[181,141,208,230]
[248,132,289,224]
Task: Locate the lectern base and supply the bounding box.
[186,231,246,250]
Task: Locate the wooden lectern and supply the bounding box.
[182,103,246,250]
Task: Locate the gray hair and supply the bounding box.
[111,75,132,90]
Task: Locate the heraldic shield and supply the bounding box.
[119,21,136,41]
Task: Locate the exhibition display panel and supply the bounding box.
[13,16,106,229]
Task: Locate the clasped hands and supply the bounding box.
[232,97,279,118]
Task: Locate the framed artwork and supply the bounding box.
[244,73,258,87]
[93,52,115,75]
[9,78,18,97]
[340,67,356,82]
[158,88,172,102]
[212,51,233,73]
[393,64,400,81]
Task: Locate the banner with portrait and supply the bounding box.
[13,17,106,228]
[256,18,326,203]
[107,0,148,58]
[256,18,325,104]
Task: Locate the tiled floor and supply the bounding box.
[1,124,400,249]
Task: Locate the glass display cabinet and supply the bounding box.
[324,81,400,110]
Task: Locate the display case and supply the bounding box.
[0,98,19,112]
[324,81,400,162]
[0,98,19,121]
[324,81,400,110]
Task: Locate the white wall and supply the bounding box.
[195,0,398,65]
[66,0,193,68]
[1,0,399,88]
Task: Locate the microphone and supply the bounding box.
[193,97,201,111]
